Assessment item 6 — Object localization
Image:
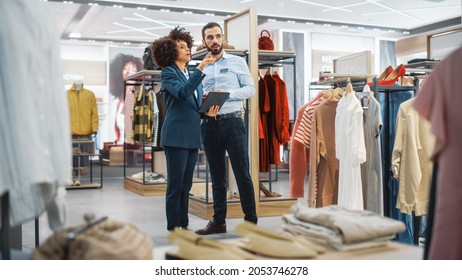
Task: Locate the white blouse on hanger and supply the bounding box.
[335,92,366,210]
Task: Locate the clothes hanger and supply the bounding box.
[323,88,334,99]
[333,87,344,100]
[362,84,371,93]
[360,84,371,109]
[344,82,354,95]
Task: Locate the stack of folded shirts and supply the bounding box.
[282,204,406,251]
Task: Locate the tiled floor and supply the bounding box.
[21,163,304,257]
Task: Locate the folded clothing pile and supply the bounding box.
[131,171,166,183]
[282,204,406,251]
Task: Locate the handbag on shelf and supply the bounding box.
[258,30,274,51]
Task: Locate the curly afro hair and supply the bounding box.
[151,26,194,68]
[168,26,194,50]
[151,36,177,68]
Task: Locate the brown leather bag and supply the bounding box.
[31,217,153,260]
[258,30,274,51]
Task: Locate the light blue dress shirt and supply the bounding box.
[201,51,255,114]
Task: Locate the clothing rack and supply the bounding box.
[122,70,161,182]
[308,75,421,245]
[258,51,297,191]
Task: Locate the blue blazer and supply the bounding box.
[160,64,205,149]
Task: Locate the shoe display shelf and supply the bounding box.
[68,139,103,190]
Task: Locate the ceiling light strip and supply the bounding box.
[259,15,408,33]
[47,0,232,17]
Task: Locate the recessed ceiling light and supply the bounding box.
[69,33,81,38]
[287,20,296,23]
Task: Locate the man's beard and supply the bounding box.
[206,43,223,55]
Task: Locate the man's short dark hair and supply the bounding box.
[202,22,223,39]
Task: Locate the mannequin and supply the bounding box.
[74,80,83,91]
[67,80,98,186]
[67,81,98,136]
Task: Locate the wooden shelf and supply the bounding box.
[124,177,207,196]
[188,194,297,220]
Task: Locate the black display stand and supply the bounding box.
[68,139,103,189]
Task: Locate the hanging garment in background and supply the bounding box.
[264,72,282,165]
[67,83,99,136]
[289,102,311,198]
[123,88,136,144]
[258,75,271,172]
[335,92,366,210]
[355,91,384,215]
[308,99,339,208]
[151,90,167,151]
[289,92,323,198]
[132,85,154,143]
[378,88,415,244]
[294,97,325,150]
[392,98,434,216]
[0,0,71,228]
[272,72,291,145]
[413,46,462,259]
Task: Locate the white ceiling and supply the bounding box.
[44,0,461,46]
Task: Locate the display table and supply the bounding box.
[313,242,422,260]
[154,241,422,260]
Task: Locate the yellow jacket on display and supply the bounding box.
[67,83,99,136]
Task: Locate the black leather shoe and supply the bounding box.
[195,220,226,235]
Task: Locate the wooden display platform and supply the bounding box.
[66,183,101,190]
[188,194,297,220]
[124,177,207,196]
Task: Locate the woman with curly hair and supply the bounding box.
[151,27,217,231]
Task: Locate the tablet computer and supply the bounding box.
[199,91,230,113]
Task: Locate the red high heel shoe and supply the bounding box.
[367,65,393,86]
[379,64,406,86]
